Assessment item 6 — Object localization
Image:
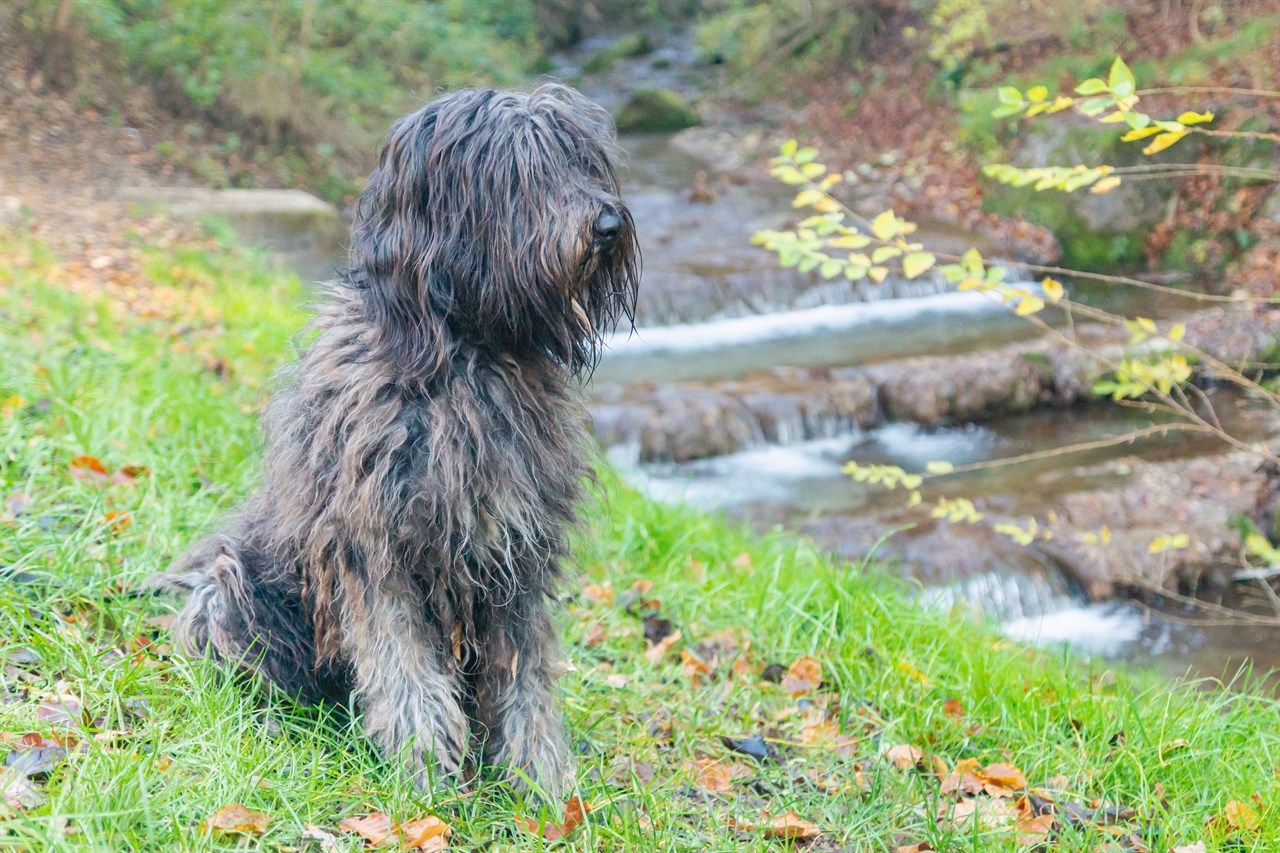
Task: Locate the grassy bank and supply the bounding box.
[2,228,1280,851]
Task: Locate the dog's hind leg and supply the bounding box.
[341,578,471,793]
[171,541,261,667]
[474,592,572,801]
[170,539,337,703]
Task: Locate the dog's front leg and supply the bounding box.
[475,592,572,801]
[342,582,470,793]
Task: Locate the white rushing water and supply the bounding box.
[606,290,999,355]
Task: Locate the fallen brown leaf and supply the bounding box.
[680,648,712,683]
[69,455,109,484]
[735,810,819,840]
[780,655,822,695]
[694,758,735,793]
[942,698,964,718]
[1015,812,1054,845]
[582,582,614,606]
[301,825,341,852]
[938,797,1018,831]
[201,803,271,837]
[1210,799,1261,834]
[885,744,923,770]
[941,757,984,795]
[644,629,681,664]
[340,812,451,849]
[981,762,1027,792]
[1171,843,1206,853]
[517,797,591,841]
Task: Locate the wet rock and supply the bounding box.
[1039,453,1269,600]
[615,88,700,133]
[111,187,346,282]
[867,351,1049,424]
[590,368,881,463]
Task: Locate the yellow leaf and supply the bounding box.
[868,266,889,283]
[1041,278,1064,303]
[902,252,936,279]
[925,461,954,475]
[906,490,922,507]
[1015,295,1045,316]
[1176,110,1214,125]
[870,210,900,241]
[793,190,824,208]
[1143,130,1187,154]
[1121,126,1162,141]
[1168,323,1185,342]
[1148,534,1190,554]
[1027,85,1048,102]
[814,197,841,214]
[1091,176,1122,194]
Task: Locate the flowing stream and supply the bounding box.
[564,33,1280,685]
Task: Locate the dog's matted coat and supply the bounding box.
[168,84,638,798]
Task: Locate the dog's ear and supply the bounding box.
[348,102,454,378]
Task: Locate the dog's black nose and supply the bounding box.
[594,208,622,242]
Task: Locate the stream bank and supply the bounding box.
[566,29,1280,682]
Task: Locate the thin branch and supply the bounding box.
[1136,86,1280,98]
[1188,127,1280,144]
[933,423,1215,477]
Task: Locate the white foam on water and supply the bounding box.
[606,290,998,355]
[870,422,997,466]
[1002,603,1145,657]
[612,434,858,508]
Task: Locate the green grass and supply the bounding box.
[3,227,1280,851]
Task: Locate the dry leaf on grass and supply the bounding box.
[69,455,109,484]
[582,582,614,606]
[301,825,341,852]
[2,770,46,811]
[780,656,822,695]
[680,648,712,683]
[200,803,271,837]
[884,744,923,770]
[734,810,820,840]
[339,813,451,850]
[517,797,591,841]
[1171,843,1207,853]
[644,629,681,663]
[981,762,1027,793]
[1208,798,1262,834]
[938,797,1019,831]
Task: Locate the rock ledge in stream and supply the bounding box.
[1041,452,1280,601]
[592,306,1280,463]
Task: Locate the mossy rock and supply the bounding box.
[982,123,1166,272]
[581,32,654,74]
[615,88,700,133]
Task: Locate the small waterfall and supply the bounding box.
[632,253,1032,327]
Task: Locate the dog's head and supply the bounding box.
[350,84,639,376]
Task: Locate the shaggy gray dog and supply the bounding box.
[167,84,638,799]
